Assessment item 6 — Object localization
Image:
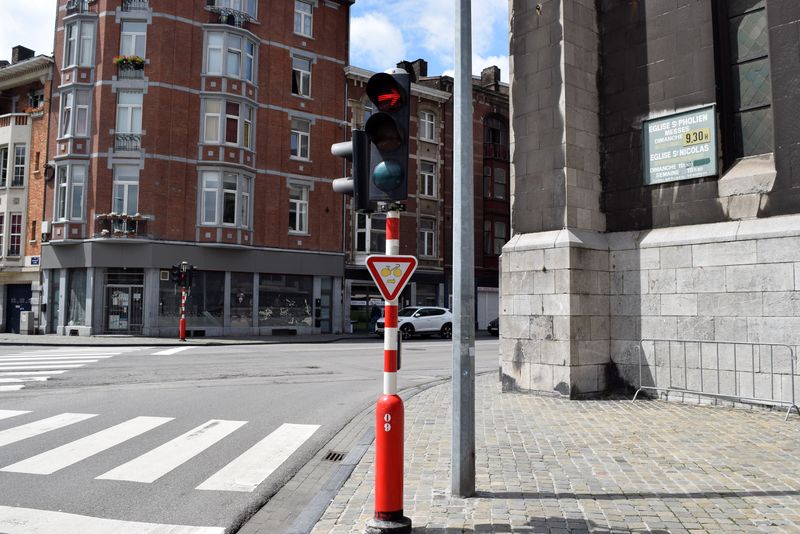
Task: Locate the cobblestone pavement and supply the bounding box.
[311,374,800,533]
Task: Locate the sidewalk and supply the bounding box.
[0,332,375,346]
[310,374,800,533]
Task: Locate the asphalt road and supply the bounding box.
[0,337,499,533]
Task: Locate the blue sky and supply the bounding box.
[1,1,509,82]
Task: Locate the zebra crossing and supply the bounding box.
[0,409,320,492]
[0,347,145,391]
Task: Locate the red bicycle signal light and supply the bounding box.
[366,73,406,112]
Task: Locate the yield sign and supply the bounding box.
[365,255,418,301]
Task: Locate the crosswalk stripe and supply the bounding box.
[0,413,98,448]
[0,371,67,376]
[0,360,98,366]
[0,356,114,361]
[0,364,87,370]
[1,416,173,475]
[97,419,247,483]
[0,377,49,383]
[196,423,319,492]
[0,353,121,358]
[0,410,29,420]
[152,347,194,356]
[0,505,225,534]
[0,385,25,392]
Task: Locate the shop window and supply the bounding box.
[258,274,313,327]
[230,272,253,327]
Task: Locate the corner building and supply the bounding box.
[43,0,351,336]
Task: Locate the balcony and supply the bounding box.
[115,56,146,79]
[95,213,151,238]
[115,133,141,152]
[0,114,29,128]
[121,0,148,11]
[206,0,255,27]
[65,0,94,15]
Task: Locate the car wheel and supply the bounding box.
[400,324,414,340]
[440,323,452,339]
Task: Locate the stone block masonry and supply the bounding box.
[501,213,800,401]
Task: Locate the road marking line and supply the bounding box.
[0,371,67,376]
[0,377,48,383]
[0,410,29,420]
[0,413,98,448]
[152,347,195,355]
[196,423,319,492]
[1,416,173,475]
[0,352,122,357]
[0,505,225,534]
[0,385,24,392]
[0,360,98,366]
[97,419,247,483]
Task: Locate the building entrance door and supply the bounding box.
[5,284,32,333]
[105,285,144,334]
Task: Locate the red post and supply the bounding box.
[366,210,411,534]
[179,286,186,342]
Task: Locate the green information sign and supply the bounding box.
[643,105,717,185]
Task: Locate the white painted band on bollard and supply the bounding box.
[384,328,397,350]
[383,372,397,395]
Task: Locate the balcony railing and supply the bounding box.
[121,0,148,11]
[115,133,141,152]
[207,1,255,27]
[118,64,144,79]
[0,114,30,128]
[95,213,150,238]
[483,142,509,161]
[66,0,90,14]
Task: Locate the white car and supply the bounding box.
[375,306,453,339]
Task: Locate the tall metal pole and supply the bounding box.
[452,0,475,498]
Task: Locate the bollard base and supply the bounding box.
[364,516,412,534]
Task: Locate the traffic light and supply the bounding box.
[364,70,411,203]
[331,129,371,212]
[170,265,180,284]
[178,262,194,289]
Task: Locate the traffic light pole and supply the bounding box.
[366,209,411,534]
[179,286,187,342]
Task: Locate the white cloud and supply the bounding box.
[0,1,56,62]
[350,13,407,72]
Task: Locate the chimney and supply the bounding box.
[395,58,428,83]
[0,60,9,69]
[12,46,35,64]
[480,66,501,90]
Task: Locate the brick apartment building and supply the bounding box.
[0,46,53,333]
[42,0,352,336]
[343,60,509,332]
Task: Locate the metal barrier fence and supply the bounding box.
[632,338,800,421]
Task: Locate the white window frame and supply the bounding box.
[205,31,257,82]
[199,170,252,228]
[59,89,90,138]
[0,147,7,187]
[202,98,255,149]
[419,111,435,142]
[116,91,143,134]
[8,213,22,257]
[59,92,73,138]
[289,184,309,234]
[64,20,95,67]
[222,172,238,225]
[420,160,436,198]
[11,145,26,187]
[294,1,313,37]
[292,55,312,97]
[0,213,3,258]
[112,165,139,215]
[120,21,147,57]
[355,212,386,254]
[54,164,86,222]
[419,218,436,258]
[290,118,310,160]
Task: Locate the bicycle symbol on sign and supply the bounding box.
[380,264,403,284]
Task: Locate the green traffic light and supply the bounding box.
[373,160,403,192]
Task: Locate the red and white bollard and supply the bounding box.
[179,286,187,342]
[366,210,412,534]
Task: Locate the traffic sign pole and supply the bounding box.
[179,286,187,342]
[367,209,412,534]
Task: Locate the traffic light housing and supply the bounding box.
[331,129,371,212]
[364,70,411,203]
[170,265,180,284]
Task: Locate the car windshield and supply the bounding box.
[398,307,419,317]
